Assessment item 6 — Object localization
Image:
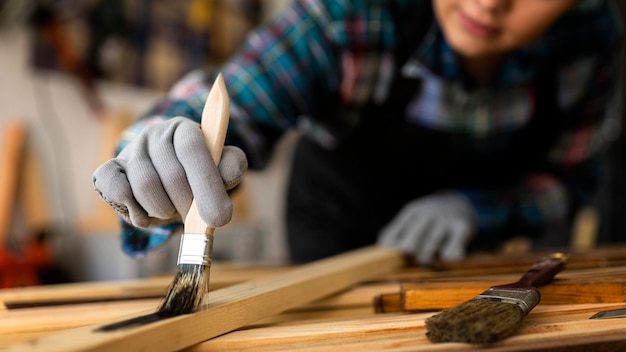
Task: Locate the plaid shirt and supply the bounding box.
[118,0,623,256]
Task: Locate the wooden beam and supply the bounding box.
[375,266,626,312]
[0,120,26,243]
[399,277,626,311]
[0,263,293,309]
[5,245,405,351]
[189,303,626,351]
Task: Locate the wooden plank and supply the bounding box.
[4,245,405,351]
[185,303,626,351]
[0,280,399,339]
[399,278,626,311]
[377,266,626,312]
[0,285,398,344]
[12,255,624,311]
[0,120,26,243]
[6,303,626,351]
[0,277,170,310]
[0,299,159,338]
[374,292,404,313]
[1,305,375,347]
[18,141,52,231]
[0,263,292,309]
[4,254,626,350]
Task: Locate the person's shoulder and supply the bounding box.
[538,0,622,63]
[557,0,622,44]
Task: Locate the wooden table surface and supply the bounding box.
[3,245,626,351]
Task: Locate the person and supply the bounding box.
[93,0,623,264]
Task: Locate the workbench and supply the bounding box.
[2,245,626,351]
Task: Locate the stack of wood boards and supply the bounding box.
[2,245,626,351]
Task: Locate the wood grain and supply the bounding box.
[5,251,626,350]
[0,264,294,309]
[4,245,405,351]
[187,303,626,352]
[0,120,25,243]
[184,73,230,234]
[376,266,626,312]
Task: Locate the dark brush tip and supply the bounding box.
[157,264,209,317]
[425,299,525,344]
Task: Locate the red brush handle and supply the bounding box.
[499,253,567,289]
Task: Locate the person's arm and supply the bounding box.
[118,0,352,169]
[109,0,355,256]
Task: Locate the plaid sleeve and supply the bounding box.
[114,0,356,255]
[117,0,351,168]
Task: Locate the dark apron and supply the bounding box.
[284,9,562,263]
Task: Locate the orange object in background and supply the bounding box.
[0,121,65,288]
[0,237,53,288]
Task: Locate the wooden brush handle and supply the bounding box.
[502,253,567,289]
[183,73,230,234]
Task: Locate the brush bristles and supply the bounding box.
[425,299,525,344]
[157,264,210,317]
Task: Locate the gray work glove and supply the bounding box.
[92,116,248,229]
[377,192,476,265]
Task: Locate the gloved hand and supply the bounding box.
[377,192,476,265]
[92,116,248,229]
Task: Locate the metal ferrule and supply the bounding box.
[473,287,541,315]
[177,233,213,265]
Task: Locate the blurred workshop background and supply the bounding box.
[0,0,295,286]
[0,0,624,286]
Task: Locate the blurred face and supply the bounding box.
[434,0,576,59]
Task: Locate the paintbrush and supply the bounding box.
[157,73,230,317]
[425,252,568,344]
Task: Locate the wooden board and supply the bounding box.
[0,279,398,338]
[8,245,622,309]
[376,266,626,312]
[4,246,626,351]
[0,120,25,243]
[183,303,626,352]
[5,300,626,351]
[3,245,405,351]
[0,263,293,309]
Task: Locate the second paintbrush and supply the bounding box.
[425,252,568,344]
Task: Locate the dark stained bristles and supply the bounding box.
[425,299,525,344]
[425,253,567,344]
[157,264,210,317]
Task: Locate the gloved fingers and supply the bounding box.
[219,146,248,190]
[378,216,409,247]
[439,219,472,262]
[173,120,232,227]
[92,158,152,228]
[394,213,428,249]
[377,202,424,246]
[148,118,194,219]
[377,223,402,247]
[123,131,178,222]
[386,214,432,267]
[416,219,447,265]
